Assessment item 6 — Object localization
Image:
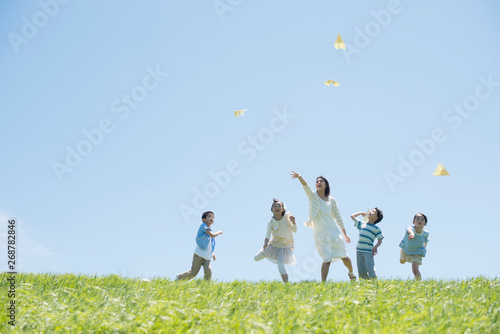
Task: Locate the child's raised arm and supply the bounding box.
[351,212,366,222]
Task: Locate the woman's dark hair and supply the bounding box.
[413,213,428,224]
[316,176,330,197]
[374,207,384,224]
[271,198,286,216]
[202,211,214,220]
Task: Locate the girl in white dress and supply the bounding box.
[254,199,297,283]
[291,171,356,281]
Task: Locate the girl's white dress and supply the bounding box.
[302,184,348,263]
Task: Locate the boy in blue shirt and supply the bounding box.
[176,211,223,281]
[351,208,384,279]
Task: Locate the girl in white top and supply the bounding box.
[254,199,297,283]
[291,171,356,282]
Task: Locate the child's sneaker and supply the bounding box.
[348,272,357,281]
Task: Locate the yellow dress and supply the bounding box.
[260,212,297,265]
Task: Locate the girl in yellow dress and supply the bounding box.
[254,199,297,283]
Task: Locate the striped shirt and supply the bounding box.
[354,218,384,253]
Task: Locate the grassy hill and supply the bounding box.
[1,273,498,333]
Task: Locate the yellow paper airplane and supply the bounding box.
[432,163,450,176]
[324,80,340,87]
[234,110,246,117]
[334,34,346,50]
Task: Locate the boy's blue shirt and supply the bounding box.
[196,223,215,252]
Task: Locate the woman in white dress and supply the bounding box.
[291,171,356,281]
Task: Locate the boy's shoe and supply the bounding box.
[348,272,357,281]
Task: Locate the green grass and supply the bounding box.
[1,273,499,333]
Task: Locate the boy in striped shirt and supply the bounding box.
[351,208,384,279]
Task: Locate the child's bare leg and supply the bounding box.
[412,262,421,280]
[341,257,354,273]
[321,262,331,281]
[400,250,405,264]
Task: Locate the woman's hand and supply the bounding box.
[290,171,300,179]
[290,171,307,185]
[341,229,351,243]
[289,215,296,224]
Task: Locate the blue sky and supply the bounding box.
[1,0,499,282]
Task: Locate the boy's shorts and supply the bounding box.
[400,249,423,265]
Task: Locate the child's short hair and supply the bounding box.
[413,213,428,224]
[202,211,214,220]
[271,198,286,216]
[374,207,384,224]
